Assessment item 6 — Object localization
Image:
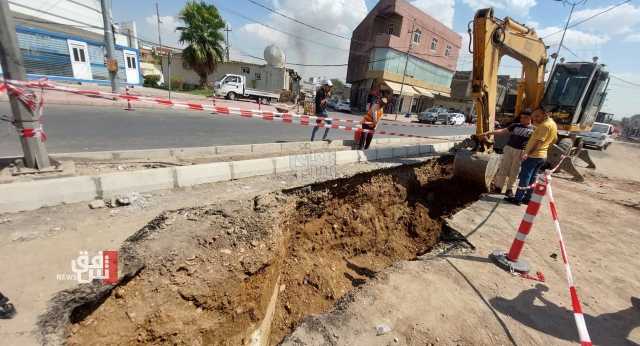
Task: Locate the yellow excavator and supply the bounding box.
[454,8,610,188]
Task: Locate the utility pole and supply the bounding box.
[395,18,416,120]
[224,25,232,62]
[100,0,118,93]
[156,2,171,99]
[0,0,50,169]
[548,0,586,79]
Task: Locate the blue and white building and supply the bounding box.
[6,0,141,85]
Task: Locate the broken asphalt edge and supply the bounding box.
[0,140,462,214]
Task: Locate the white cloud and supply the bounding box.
[235,0,368,79]
[143,15,183,48]
[571,3,640,36]
[624,33,640,42]
[462,0,537,17]
[536,26,608,60]
[411,0,455,29]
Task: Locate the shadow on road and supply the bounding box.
[491,284,640,345]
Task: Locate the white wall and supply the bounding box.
[10,0,104,36]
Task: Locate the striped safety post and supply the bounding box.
[546,178,592,346]
[490,175,548,273]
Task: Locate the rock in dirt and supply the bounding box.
[0,217,11,224]
[116,196,131,206]
[89,200,106,209]
[376,324,392,336]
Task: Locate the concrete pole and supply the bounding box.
[156,2,171,99]
[395,19,415,120]
[100,0,118,93]
[0,0,50,169]
[548,0,583,82]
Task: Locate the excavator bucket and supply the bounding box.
[453,149,502,191]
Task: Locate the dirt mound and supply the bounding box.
[61,157,482,345]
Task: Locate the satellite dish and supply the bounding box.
[264,44,285,68]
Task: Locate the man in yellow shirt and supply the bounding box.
[506,108,558,205]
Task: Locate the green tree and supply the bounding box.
[177,1,226,87]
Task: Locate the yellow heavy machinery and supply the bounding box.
[454,8,610,188]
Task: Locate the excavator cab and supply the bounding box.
[543,62,610,133]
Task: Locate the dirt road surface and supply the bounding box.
[0,143,638,345]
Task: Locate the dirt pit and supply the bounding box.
[60,157,482,345]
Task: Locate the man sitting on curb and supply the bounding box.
[479,110,534,197]
[506,108,557,205]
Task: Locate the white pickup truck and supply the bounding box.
[213,74,280,103]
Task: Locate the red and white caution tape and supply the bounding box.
[2,79,453,141]
[546,177,592,346]
[0,80,48,142]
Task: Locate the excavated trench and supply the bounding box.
[59,157,482,345]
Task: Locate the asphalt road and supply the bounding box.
[0,103,475,156]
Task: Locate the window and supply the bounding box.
[79,49,86,62]
[72,48,80,62]
[255,72,261,80]
[241,67,250,74]
[412,29,422,45]
[387,23,395,35]
[445,45,452,57]
[430,38,438,51]
[126,57,133,68]
[130,57,136,68]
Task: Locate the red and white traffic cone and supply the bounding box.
[490,176,548,273]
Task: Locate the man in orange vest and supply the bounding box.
[358,95,388,150]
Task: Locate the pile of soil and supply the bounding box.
[61,157,482,345]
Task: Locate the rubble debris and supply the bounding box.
[0,217,11,225]
[88,200,106,209]
[376,324,392,336]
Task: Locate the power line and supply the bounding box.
[610,75,640,88]
[245,0,349,40]
[542,0,632,39]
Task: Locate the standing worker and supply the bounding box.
[358,95,388,150]
[506,108,558,205]
[310,80,333,141]
[478,110,534,196]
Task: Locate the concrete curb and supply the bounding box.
[39,136,467,161]
[0,141,456,214]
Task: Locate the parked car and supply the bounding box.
[447,113,466,126]
[581,122,614,150]
[418,107,447,124]
[335,100,351,113]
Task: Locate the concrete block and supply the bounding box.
[361,149,377,161]
[251,142,282,154]
[273,156,293,174]
[232,158,275,179]
[175,162,231,187]
[392,146,409,158]
[100,167,175,197]
[419,144,436,154]
[215,144,253,155]
[376,147,394,159]
[52,151,115,161]
[406,145,420,157]
[0,176,97,213]
[335,150,359,165]
[172,147,217,159]
[433,142,453,153]
[281,141,314,152]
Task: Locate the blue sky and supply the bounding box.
[112,0,639,118]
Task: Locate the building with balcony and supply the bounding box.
[346,0,461,113]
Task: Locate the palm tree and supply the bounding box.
[177,1,226,87]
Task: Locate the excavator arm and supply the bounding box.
[471,8,548,145]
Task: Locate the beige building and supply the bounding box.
[162,55,292,92]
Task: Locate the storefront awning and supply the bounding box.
[383,81,417,96]
[412,86,435,98]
